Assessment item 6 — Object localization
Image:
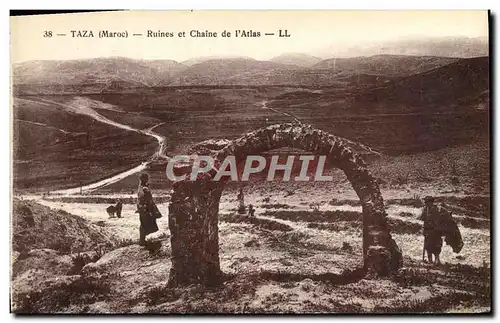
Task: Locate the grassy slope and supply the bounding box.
[85,83,489,157]
[13,97,158,191]
[11,198,121,313]
[12,198,118,254]
[85,88,291,154]
[269,57,490,154]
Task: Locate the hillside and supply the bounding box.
[13,54,486,90]
[270,53,322,67]
[12,57,185,90]
[170,58,299,85]
[169,55,461,86]
[182,55,255,66]
[351,56,489,110]
[12,198,118,254]
[11,198,122,313]
[265,57,489,154]
[12,97,157,191]
[313,55,460,77]
[138,59,187,78]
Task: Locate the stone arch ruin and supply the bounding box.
[167,123,402,287]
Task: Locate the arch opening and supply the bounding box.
[167,123,402,287]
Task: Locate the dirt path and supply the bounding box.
[259,100,381,156]
[30,97,170,195]
[143,122,168,159]
[260,100,303,124]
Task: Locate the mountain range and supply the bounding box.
[12,37,488,91]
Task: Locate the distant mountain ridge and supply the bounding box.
[312,55,460,77]
[169,57,301,86]
[12,37,489,91]
[12,57,186,87]
[269,53,322,67]
[181,55,256,66]
[316,36,488,59]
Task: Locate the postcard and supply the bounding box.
[10,10,491,314]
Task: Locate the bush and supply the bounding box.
[329,199,361,207]
[458,216,489,229]
[69,246,105,274]
[387,218,422,235]
[393,172,409,185]
[309,203,321,212]
[114,238,137,249]
[259,203,294,209]
[146,284,182,306]
[14,274,112,313]
[398,212,414,218]
[414,168,432,183]
[373,292,477,313]
[386,198,423,208]
[392,268,433,287]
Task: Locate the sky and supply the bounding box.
[10,10,489,63]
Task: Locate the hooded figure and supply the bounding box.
[419,196,443,264]
[137,173,159,245]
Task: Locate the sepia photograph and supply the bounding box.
[9,10,491,314]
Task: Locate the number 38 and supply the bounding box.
[43,31,52,38]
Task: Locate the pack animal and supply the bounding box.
[106,200,123,218]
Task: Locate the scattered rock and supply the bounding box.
[341,242,353,252]
[244,239,260,247]
[300,278,315,292]
[17,204,35,227]
[398,212,414,218]
[27,248,59,258]
[279,259,293,267]
[145,230,167,242]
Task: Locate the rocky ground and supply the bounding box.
[10,183,491,314]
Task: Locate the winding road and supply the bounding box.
[31,98,170,195]
[260,100,303,124]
